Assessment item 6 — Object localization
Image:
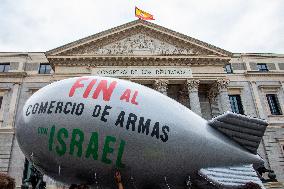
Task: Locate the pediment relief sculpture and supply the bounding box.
[47,20,232,57]
[78,34,198,56]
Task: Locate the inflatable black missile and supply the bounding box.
[16,76,267,188]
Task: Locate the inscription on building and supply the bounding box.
[93,67,192,77]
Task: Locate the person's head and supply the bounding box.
[0,173,15,189]
[78,184,89,189]
[142,183,163,189]
[241,182,261,189]
[69,184,78,189]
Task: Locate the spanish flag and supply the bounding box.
[135,7,155,20]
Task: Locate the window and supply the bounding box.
[225,64,233,74]
[266,94,282,115]
[0,96,3,126]
[257,63,268,72]
[281,142,284,155]
[38,63,51,74]
[281,142,284,156]
[229,95,244,114]
[0,96,2,110]
[0,63,10,72]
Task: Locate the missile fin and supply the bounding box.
[208,112,268,154]
[198,164,265,189]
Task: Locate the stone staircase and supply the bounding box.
[0,133,13,173]
[264,182,284,189]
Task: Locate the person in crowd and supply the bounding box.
[0,173,15,189]
[69,184,78,189]
[69,184,89,189]
[240,182,262,189]
[114,171,124,189]
[78,184,89,189]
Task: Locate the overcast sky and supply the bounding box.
[0,0,283,53]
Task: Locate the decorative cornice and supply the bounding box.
[227,86,244,89]
[245,71,284,77]
[0,127,14,133]
[48,55,230,70]
[0,87,11,91]
[258,84,282,89]
[0,72,27,78]
[47,55,230,59]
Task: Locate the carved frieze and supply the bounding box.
[80,34,197,55]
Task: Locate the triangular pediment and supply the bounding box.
[46,20,232,57]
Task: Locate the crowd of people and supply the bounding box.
[0,171,265,189]
[66,171,263,189]
[68,171,123,189]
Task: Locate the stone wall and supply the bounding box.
[262,127,284,181]
[8,138,25,187]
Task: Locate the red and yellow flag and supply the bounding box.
[135,7,155,20]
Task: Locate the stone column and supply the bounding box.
[245,61,251,71]
[216,78,231,113]
[208,78,231,116]
[208,86,220,118]
[154,79,168,95]
[186,79,202,116]
[250,81,266,119]
[18,62,24,71]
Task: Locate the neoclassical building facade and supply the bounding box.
[0,20,284,188]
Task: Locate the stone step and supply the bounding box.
[0,134,13,174]
[264,182,284,189]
